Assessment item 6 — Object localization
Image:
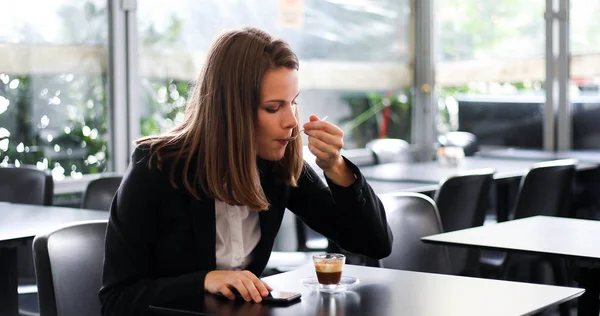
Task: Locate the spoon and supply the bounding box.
[284,116,328,142]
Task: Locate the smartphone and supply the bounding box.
[216,290,302,304]
[262,291,302,303]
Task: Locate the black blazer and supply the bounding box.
[99,146,392,315]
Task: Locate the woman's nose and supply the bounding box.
[282,104,298,129]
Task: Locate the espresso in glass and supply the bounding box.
[313,253,345,286]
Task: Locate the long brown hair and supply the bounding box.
[136,27,303,210]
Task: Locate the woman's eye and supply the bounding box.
[266,107,278,113]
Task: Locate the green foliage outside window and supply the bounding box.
[0,74,108,178]
[140,79,190,137]
[340,90,412,148]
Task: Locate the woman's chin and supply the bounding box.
[257,151,286,161]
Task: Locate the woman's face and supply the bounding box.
[256,67,299,161]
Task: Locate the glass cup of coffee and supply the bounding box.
[313,253,345,290]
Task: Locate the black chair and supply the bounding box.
[365,138,411,164]
[512,159,577,220]
[0,166,53,316]
[434,168,494,276]
[481,159,576,316]
[341,148,377,167]
[81,176,122,211]
[294,217,328,252]
[0,166,53,206]
[33,220,107,316]
[503,159,576,280]
[379,192,452,274]
[295,214,379,266]
[295,219,379,267]
[438,131,479,156]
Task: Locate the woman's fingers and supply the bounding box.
[243,270,270,297]
[308,134,340,159]
[303,120,343,137]
[305,129,343,150]
[308,136,343,171]
[241,277,263,302]
[308,142,328,161]
[263,281,273,292]
[218,284,236,300]
[231,279,253,302]
[303,117,345,172]
[206,270,271,303]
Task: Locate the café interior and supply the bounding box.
[1,0,600,315]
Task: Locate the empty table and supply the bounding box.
[360,157,597,222]
[319,175,438,195]
[477,148,600,164]
[422,215,600,315]
[0,202,108,316]
[149,264,583,316]
[360,157,595,183]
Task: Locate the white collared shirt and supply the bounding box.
[214,200,261,270]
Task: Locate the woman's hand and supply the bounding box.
[304,114,356,187]
[204,270,272,303]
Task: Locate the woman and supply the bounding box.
[99,27,392,315]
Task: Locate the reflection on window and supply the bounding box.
[435,0,546,149]
[437,0,544,61]
[138,0,412,148]
[570,0,600,149]
[571,0,600,55]
[0,0,108,178]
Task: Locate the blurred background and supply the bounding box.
[1,0,599,205]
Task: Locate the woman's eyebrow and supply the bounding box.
[264,99,286,103]
[264,92,300,103]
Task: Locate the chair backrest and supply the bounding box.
[81,176,122,211]
[513,159,577,219]
[341,148,377,167]
[434,168,495,275]
[379,192,452,274]
[33,220,107,316]
[438,131,479,156]
[365,138,411,164]
[0,166,54,288]
[294,216,328,252]
[0,166,53,205]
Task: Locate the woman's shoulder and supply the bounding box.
[131,142,181,168]
[129,143,162,171]
[131,143,152,160]
[126,144,183,194]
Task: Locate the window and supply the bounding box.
[435,0,547,149]
[137,0,411,148]
[0,0,109,180]
[570,0,600,149]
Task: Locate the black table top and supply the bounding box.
[360,157,596,183]
[0,202,108,243]
[477,148,600,164]
[423,215,600,262]
[150,264,583,316]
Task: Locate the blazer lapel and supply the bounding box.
[246,181,287,275]
[189,197,217,270]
